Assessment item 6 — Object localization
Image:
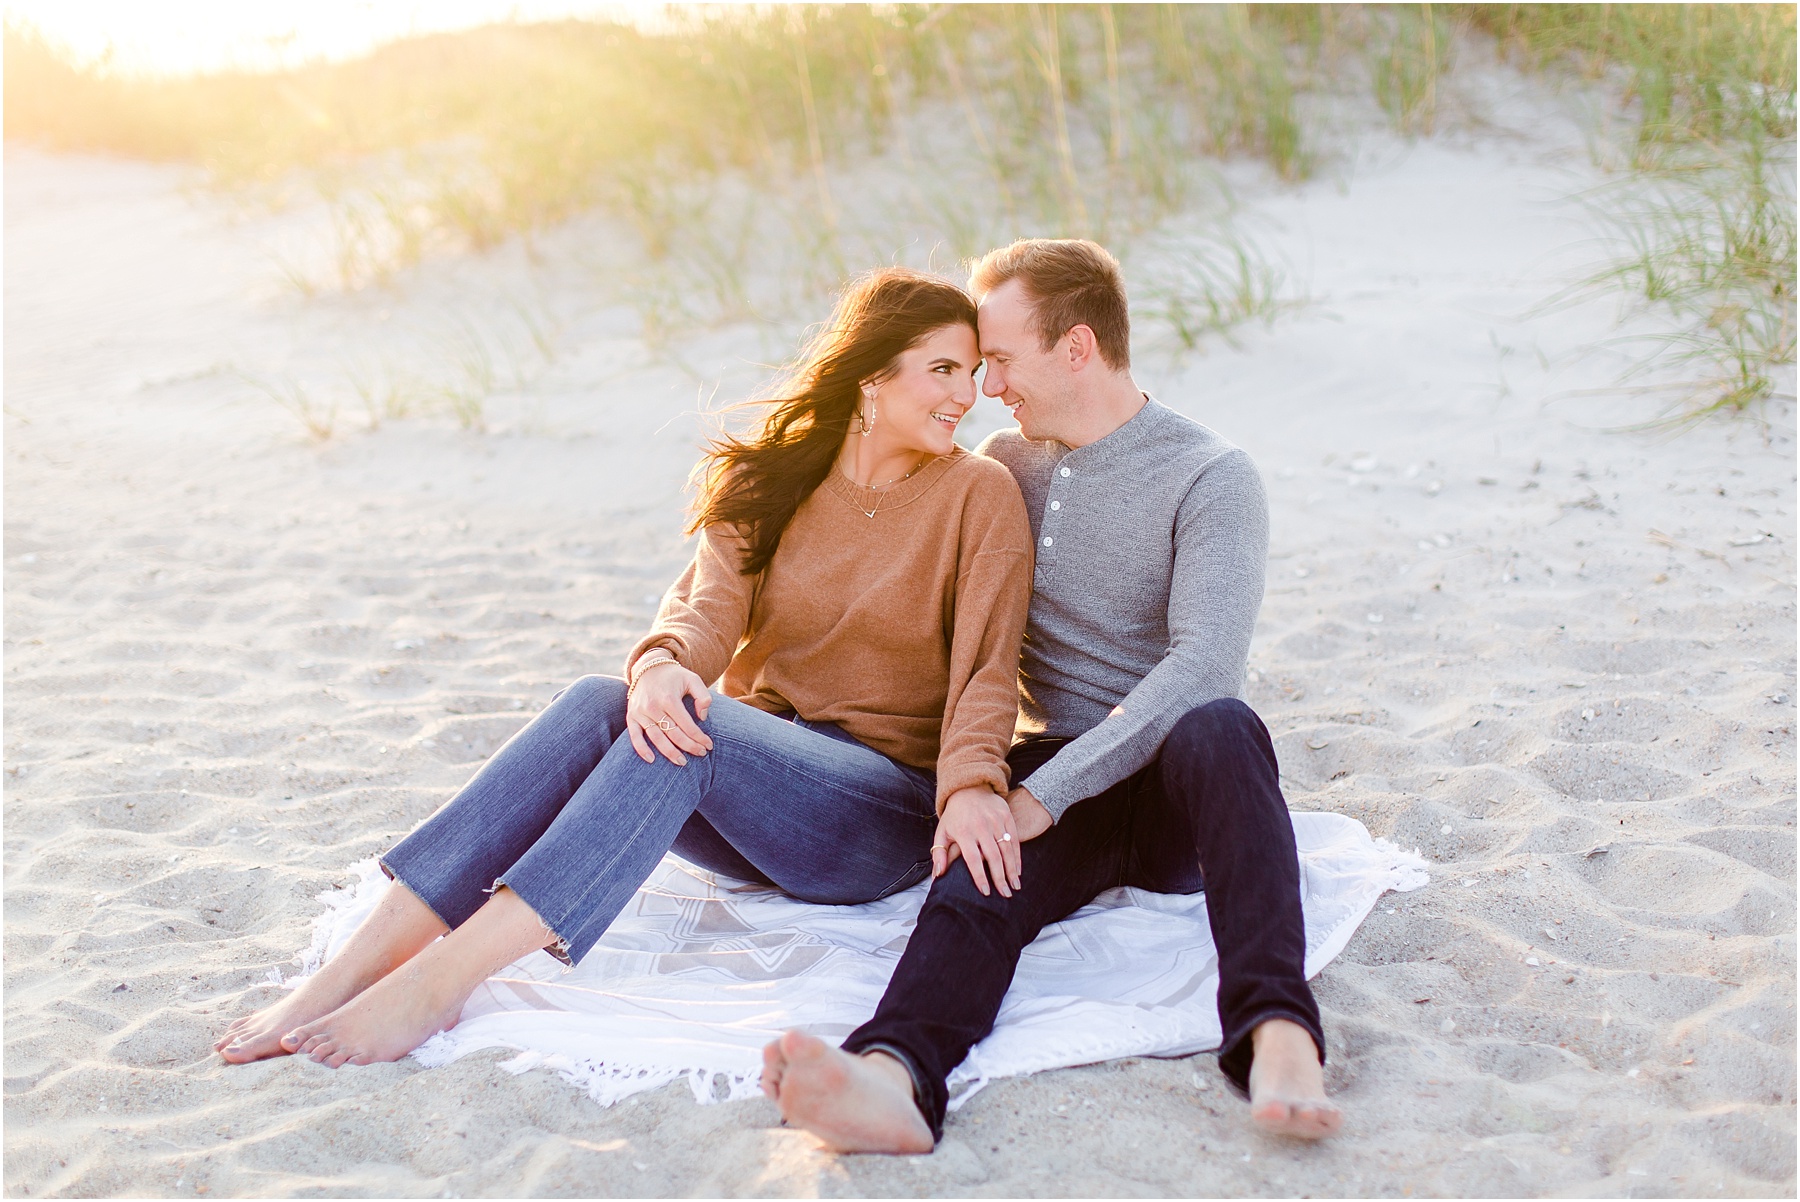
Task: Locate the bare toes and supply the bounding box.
[1251,1100,1290,1126]
[1252,1097,1341,1140]
[1302,1104,1343,1134]
[761,1042,787,1097]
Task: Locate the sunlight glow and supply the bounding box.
[3,0,677,76]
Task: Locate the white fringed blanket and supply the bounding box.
[299,811,1427,1109]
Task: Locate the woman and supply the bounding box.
[217,269,1033,1067]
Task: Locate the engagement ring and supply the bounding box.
[1000,833,1013,842]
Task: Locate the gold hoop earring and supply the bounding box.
[859,392,876,437]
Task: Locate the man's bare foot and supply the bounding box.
[280,951,470,1068]
[761,1031,934,1154]
[1246,1018,1342,1140]
[759,1037,789,1101]
[215,967,371,1063]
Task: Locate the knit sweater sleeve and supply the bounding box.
[1021,448,1268,818]
[624,523,755,686]
[933,463,1034,811]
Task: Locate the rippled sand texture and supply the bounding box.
[6,73,1795,1197]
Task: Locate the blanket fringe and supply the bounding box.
[414,1042,762,1108]
[1370,837,1432,892]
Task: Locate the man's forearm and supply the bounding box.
[1020,651,1244,818]
[1028,448,1266,818]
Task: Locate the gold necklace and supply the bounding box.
[869,464,921,490]
[844,457,926,519]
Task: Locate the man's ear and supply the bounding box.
[1065,324,1100,372]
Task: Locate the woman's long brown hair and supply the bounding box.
[688,268,979,575]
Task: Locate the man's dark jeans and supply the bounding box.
[842,697,1323,1140]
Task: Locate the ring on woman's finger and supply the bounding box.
[999,832,1013,843]
[656,717,675,731]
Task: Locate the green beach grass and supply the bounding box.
[8,4,1793,431]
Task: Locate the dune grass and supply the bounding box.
[2,6,1341,279]
[1477,5,1798,422]
[233,370,340,442]
[1466,4,1795,164]
[1134,217,1298,356]
[7,5,1793,432]
[1562,133,1796,424]
[10,5,1789,261]
[1368,6,1454,135]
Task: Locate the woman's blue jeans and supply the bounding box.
[380,675,938,965]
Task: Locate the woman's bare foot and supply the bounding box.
[282,948,470,1068]
[761,1031,934,1154]
[1246,1018,1342,1139]
[214,969,370,1063]
[216,880,449,1064]
[281,885,555,1068]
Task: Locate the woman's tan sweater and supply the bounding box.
[626,448,1032,811]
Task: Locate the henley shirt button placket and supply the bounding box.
[1039,463,1071,567]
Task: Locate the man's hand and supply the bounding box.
[1005,785,1054,842]
[932,786,1020,897]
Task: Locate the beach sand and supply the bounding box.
[5,68,1794,1197]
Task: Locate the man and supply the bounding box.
[761,239,1341,1152]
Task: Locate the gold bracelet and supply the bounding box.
[629,652,673,686]
[628,653,679,696]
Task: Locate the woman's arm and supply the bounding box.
[625,522,756,686]
[931,469,1034,894]
[933,543,1031,803]
[622,523,757,763]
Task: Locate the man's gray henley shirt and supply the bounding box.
[977,398,1268,820]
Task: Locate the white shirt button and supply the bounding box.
[1060,466,1071,477]
[1043,537,1054,547]
[1050,500,1061,511]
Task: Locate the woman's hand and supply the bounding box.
[626,660,714,765]
[932,786,1020,898]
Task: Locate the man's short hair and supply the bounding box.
[968,238,1130,369]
